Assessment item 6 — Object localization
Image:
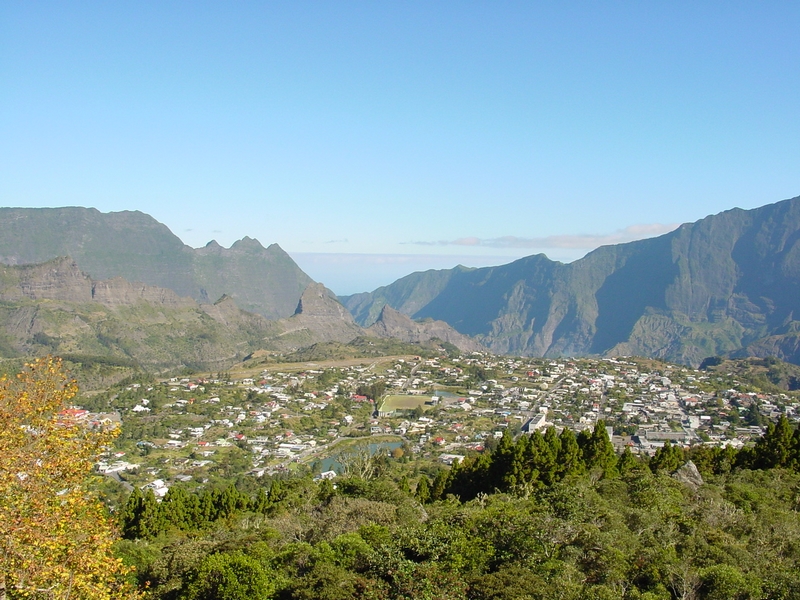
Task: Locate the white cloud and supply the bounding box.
[407,223,680,250]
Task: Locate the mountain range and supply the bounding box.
[3,196,800,368]
[0,207,311,319]
[343,195,800,367]
[0,256,475,370]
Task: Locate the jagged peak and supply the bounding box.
[230,236,265,251]
[205,240,223,249]
[376,303,409,322]
[294,283,353,321]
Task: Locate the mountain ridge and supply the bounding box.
[343,195,800,366]
[0,207,313,319]
[0,257,485,367]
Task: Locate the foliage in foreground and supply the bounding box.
[0,358,138,599]
[116,424,800,600]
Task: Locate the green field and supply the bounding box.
[379,394,429,413]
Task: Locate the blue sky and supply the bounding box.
[1,2,799,295]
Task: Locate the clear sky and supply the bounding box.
[1,2,799,295]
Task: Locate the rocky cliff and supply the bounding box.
[343,195,800,367]
[0,257,280,369]
[0,257,94,303]
[264,283,366,350]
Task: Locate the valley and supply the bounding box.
[5,195,800,599]
[81,349,795,505]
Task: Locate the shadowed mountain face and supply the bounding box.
[0,208,313,319]
[342,195,800,366]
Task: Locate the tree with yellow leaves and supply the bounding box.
[0,357,138,599]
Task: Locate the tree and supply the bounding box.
[120,487,163,540]
[336,445,381,480]
[744,403,765,427]
[416,476,431,504]
[649,440,684,474]
[753,415,795,469]
[0,357,138,599]
[616,447,637,475]
[181,552,273,600]
[557,428,584,478]
[580,421,617,476]
[430,470,449,502]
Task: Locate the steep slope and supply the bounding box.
[265,283,365,351]
[0,208,196,293]
[192,237,313,318]
[0,257,281,369]
[0,207,313,319]
[343,195,800,366]
[365,305,485,352]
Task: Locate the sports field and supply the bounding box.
[379,394,429,413]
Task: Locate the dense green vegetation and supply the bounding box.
[115,418,800,599]
[701,356,800,392]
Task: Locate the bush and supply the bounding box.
[182,552,274,600]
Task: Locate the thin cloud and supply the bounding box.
[408,223,680,250]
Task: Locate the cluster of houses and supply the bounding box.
[88,353,799,497]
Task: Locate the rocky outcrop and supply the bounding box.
[672,461,704,490]
[0,257,93,303]
[269,283,364,349]
[366,305,484,352]
[0,257,196,308]
[294,283,354,320]
[91,278,196,308]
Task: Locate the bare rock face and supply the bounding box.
[0,257,94,303]
[0,257,197,307]
[0,257,198,308]
[267,283,364,349]
[91,278,197,308]
[367,305,485,352]
[294,283,356,321]
[672,460,705,490]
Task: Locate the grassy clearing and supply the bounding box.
[380,394,429,412]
